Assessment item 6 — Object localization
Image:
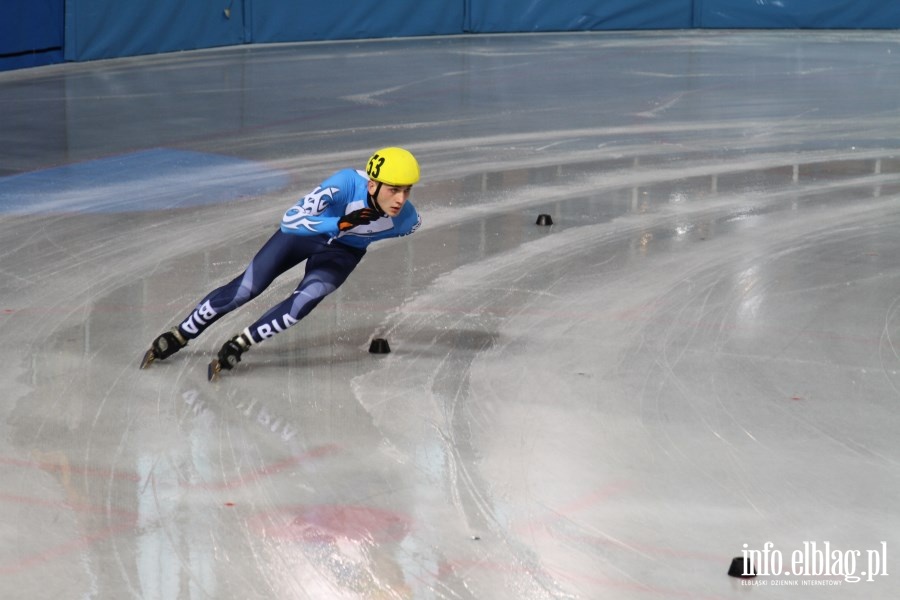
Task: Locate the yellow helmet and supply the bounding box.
[365,147,420,186]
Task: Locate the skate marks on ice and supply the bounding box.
[350,170,900,597]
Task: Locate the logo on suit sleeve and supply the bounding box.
[282,186,339,232]
[298,186,338,215]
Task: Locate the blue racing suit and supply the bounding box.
[177,168,420,345]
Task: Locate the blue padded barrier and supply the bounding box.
[248,0,463,43]
[17,1,900,66]
[64,0,246,61]
[465,0,693,32]
[696,0,900,29]
[0,0,64,70]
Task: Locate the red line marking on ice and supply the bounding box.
[512,481,724,563]
[512,481,633,535]
[18,299,888,348]
[249,504,410,543]
[545,564,733,600]
[439,555,728,598]
[555,482,633,515]
[0,522,134,576]
[0,492,137,576]
[556,529,723,562]
[0,456,141,482]
[185,444,340,491]
[0,492,136,520]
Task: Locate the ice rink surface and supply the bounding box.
[2,30,900,598]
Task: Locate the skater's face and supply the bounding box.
[368,179,411,217]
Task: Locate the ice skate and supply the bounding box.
[208,332,252,381]
[140,328,188,369]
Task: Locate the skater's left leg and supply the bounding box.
[209,243,365,376]
[246,244,366,344]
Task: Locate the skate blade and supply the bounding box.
[140,349,156,369]
[207,359,222,382]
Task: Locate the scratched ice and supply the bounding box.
[1,30,899,598]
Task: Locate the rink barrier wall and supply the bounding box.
[0,0,64,70]
[464,0,693,32]
[2,0,900,71]
[694,0,900,29]
[248,0,464,43]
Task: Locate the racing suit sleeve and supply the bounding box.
[280,185,342,236]
[280,209,341,236]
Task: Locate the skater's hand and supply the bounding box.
[338,207,380,231]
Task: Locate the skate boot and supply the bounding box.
[208,332,252,381]
[140,327,188,369]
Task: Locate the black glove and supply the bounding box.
[338,207,380,231]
